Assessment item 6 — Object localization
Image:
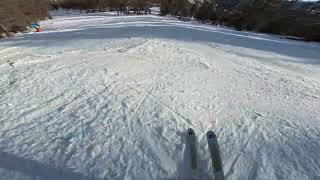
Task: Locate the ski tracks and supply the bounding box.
[224,111,263,179]
[1,13,320,180]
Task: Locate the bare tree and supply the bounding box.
[129,0,150,15]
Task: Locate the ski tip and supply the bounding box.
[206,131,217,139]
[187,128,195,136]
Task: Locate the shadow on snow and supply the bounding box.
[0,151,102,180]
[3,22,320,65]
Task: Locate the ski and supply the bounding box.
[186,128,199,180]
[206,131,224,180]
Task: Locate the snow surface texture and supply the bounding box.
[0,10,320,180]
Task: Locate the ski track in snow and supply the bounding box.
[0,10,320,180]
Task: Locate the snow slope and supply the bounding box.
[0,10,320,180]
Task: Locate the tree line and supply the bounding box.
[52,0,157,15]
[1,0,319,41]
[56,0,318,41]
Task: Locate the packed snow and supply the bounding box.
[0,10,320,180]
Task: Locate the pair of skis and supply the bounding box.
[186,128,224,180]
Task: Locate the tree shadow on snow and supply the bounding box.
[0,151,102,180]
[3,20,320,65]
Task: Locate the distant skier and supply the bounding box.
[31,22,43,32]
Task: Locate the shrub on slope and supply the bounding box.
[160,0,320,42]
[0,0,49,38]
[222,0,320,41]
